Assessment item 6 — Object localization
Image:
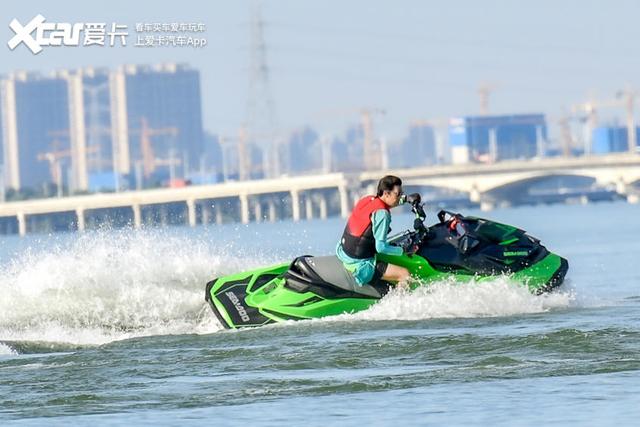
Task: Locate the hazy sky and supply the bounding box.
[2,0,639,140]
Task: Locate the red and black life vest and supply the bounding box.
[341,195,390,259]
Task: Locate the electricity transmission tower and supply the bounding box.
[245,0,279,179]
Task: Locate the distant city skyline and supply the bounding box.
[2,0,640,140]
[0,64,206,193]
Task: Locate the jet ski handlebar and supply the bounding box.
[402,194,431,250]
[405,206,465,250]
[406,193,426,221]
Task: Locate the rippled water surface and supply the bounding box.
[1,202,639,425]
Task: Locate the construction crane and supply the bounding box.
[410,118,453,164]
[237,126,251,181]
[478,83,498,116]
[360,108,386,171]
[315,107,386,171]
[616,88,639,154]
[217,126,266,182]
[571,96,621,155]
[37,143,99,197]
[48,127,109,192]
[556,114,575,158]
[47,117,180,192]
[138,117,179,178]
[37,144,65,197]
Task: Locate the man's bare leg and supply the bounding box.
[382,263,410,289]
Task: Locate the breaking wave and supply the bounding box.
[348,277,575,321]
[0,229,278,351]
[1,226,581,353]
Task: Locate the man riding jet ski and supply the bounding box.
[336,175,415,290]
[205,186,568,329]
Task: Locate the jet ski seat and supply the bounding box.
[285,255,383,299]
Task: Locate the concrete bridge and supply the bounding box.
[0,173,359,236]
[1,154,639,235]
[363,154,640,210]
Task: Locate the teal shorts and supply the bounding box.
[344,258,388,286]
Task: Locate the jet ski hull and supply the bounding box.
[206,253,568,329]
[205,261,382,329]
[205,211,569,329]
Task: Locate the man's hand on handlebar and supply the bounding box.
[401,238,419,256]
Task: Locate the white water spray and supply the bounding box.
[336,276,575,322]
[0,230,277,348]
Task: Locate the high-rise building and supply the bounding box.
[401,124,437,168]
[286,127,320,173]
[1,63,206,194]
[330,124,364,172]
[82,68,114,173]
[198,131,223,182]
[449,114,546,164]
[1,72,72,192]
[0,90,3,183]
[111,63,204,184]
[592,126,640,154]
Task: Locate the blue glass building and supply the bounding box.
[121,64,204,182]
[1,73,70,191]
[449,114,546,164]
[592,126,640,153]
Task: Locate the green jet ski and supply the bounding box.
[205,196,568,329]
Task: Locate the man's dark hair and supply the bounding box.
[377,175,402,197]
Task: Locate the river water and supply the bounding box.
[1,201,639,426]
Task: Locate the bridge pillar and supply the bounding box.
[615,178,627,195]
[214,202,224,225]
[291,190,301,221]
[239,194,250,224]
[489,128,498,162]
[305,194,313,220]
[76,207,86,232]
[480,201,495,211]
[536,125,545,158]
[132,204,142,228]
[253,198,263,223]
[202,202,211,225]
[158,205,169,226]
[365,183,376,196]
[17,212,26,237]
[469,185,482,203]
[186,199,196,227]
[268,198,277,223]
[319,194,328,220]
[339,186,350,218]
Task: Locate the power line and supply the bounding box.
[245,0,279,179]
